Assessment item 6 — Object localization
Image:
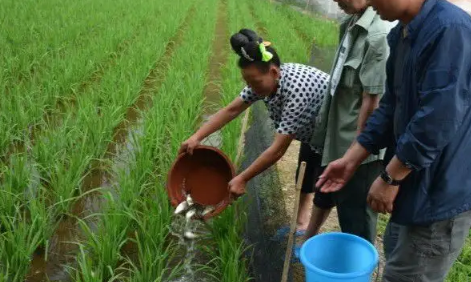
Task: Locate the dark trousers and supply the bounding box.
[296,142,381,243]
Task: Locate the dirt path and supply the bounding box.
[276,140,386,281]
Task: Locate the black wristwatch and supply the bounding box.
[380,170,402,186]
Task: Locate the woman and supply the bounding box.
[179,29,329,233]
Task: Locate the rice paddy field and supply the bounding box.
[0,0,337,280]
[1,0,470,281]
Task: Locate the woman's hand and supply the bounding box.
[179,136,201,155]
[229,176,247,199]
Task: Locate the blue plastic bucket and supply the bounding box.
[300,232,378,282]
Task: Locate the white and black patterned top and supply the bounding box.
[240,63,329,153]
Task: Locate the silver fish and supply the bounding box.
[186,195,194,206]
[201,206,215,216]
[185,208,196,220]
[174,201,189,215]
[184,231,198,239]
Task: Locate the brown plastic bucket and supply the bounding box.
[167,145,235,220]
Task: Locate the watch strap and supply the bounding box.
[380,170,402,186]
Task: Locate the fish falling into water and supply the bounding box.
[184,231,198,240]
[174,201,189,215]
[201,205,215,216]
[186,195,194,206]
[174,194,195,215]
[175,194,216,240]
[185,208,196,221]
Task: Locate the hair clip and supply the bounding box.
[259,43,273,62]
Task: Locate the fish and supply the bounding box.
[185,208,196,220]
[184,231,198,239]
[174,201,189,215]
[201,206,215,216]
[186,195,194,206]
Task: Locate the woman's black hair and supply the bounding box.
[230,28,281,73]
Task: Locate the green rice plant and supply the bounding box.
[24,0,192,218]
[205,204,251,282]
[241,0,310,63]
[70,192,130,281]
[124,194,181,281]
[273,1,339,47]
[70,245,124,282]
[191,0,252,280]
[0,153,38,219]
[0,196,55,281]
[0,0,166,158]
[62,0,195,277]
[1,0,130,86]
[1,0,341,280]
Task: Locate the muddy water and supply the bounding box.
[27,168,108,281]
[199,0,229,149]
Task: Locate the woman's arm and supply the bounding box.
[180,97,250,154]
[229,133,293,197]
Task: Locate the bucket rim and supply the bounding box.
[300,232,379,279]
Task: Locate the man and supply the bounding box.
[302,0,395,243]
[317,0,471,280]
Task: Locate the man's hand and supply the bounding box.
[229,176,247,199]
[367,177,399,214]
[316,158,357,193]
[179,136,201,155]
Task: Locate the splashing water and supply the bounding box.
[169,208,211,282]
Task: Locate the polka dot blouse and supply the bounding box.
[240,63,329,153]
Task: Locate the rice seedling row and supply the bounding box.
[0,0,194,280]
[68,0,221,280]
[1,0,137,88]
[0,0,164,160]
[201,0,252,281]
[276,4,339,48]
[244,0,312,63]
[1,0,343,281]
[65,3,202,281]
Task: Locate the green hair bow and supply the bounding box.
[259,43,273,62]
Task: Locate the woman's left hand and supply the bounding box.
[228,176,247,199]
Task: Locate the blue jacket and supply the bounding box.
[358,0,471,225]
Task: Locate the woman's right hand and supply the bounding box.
[178,136,201,155]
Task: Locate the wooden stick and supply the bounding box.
[281,161,307,282]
